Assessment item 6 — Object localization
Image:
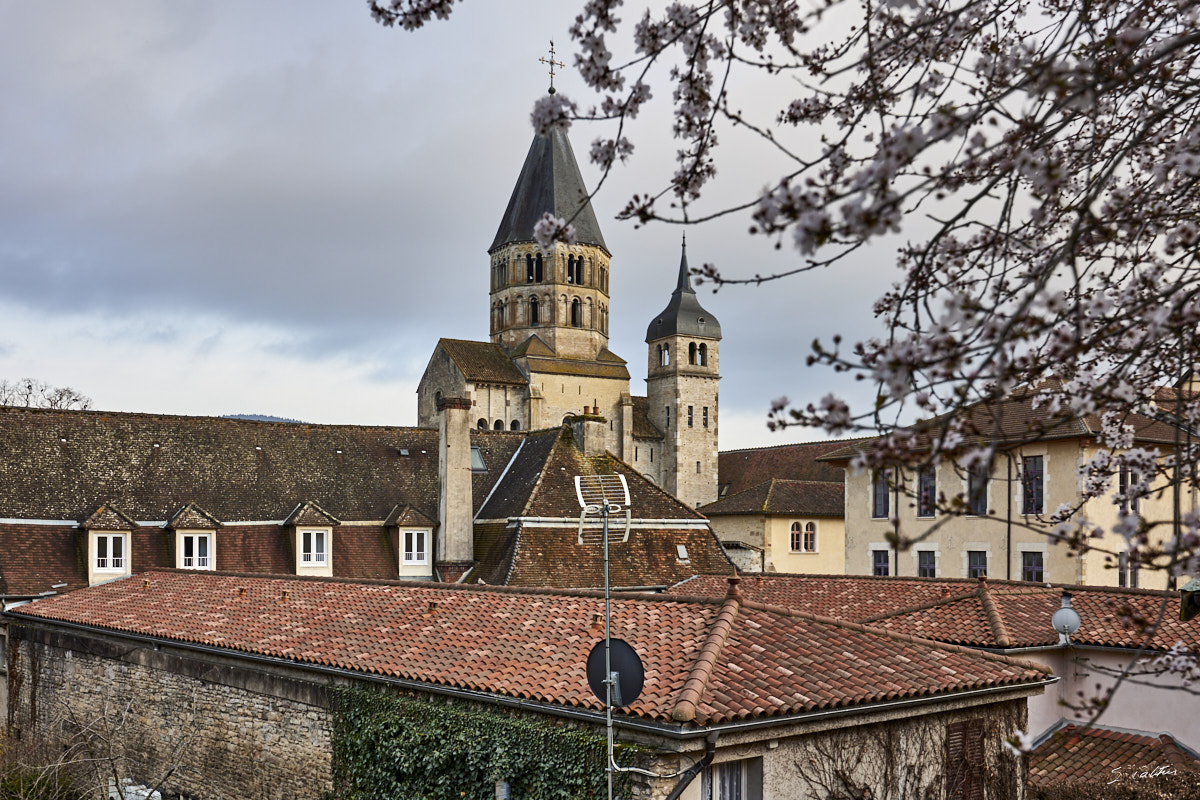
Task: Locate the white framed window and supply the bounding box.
[180,532,213,570]
[701,758,762,800]
[301,529,327,564]
[95,534,126,572]
[403,530,428,565]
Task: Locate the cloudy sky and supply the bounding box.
[0,2,893,449]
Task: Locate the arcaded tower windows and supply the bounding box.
[493,420,504,430]
[530,296,540,324]
[571,297,581,327]
[525,253,544,283]
[698,343,708,366]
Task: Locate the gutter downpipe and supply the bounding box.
[664,733,717,800]
[1006,453,1013,581]
[5,614,1056,740]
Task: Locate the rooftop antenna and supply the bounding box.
[576,473,712,799]
[575,474,631,544]
[576,474,641,800]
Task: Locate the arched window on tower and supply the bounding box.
[526,254,534,282]
[510,420,521,431]
[689,342,697,365]
[535,253,544,282]
[567,255,575,284]
[659,344,670,366]
[493,420,504,430]
[530,296,540,324]
[698,343,708,366]
[574,259,584,285]
[571,298,581,327]
[477,418,487,429]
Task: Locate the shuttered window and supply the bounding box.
[945,719,986,800]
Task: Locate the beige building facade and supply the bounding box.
[829,390,1194,589]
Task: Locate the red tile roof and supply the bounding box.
[1030,724,1199,786]
[669,574,1200,651]
[699,479,843,517]
[718,440,855,496]
[11,571,1050,726]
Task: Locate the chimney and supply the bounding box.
[570,414,608,457]
[437,396,474,565]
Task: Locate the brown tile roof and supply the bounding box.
[438,339,528,385]
[524,357,631,381]
[166,503,222,529]
[509,335,555,359]
[1030,724,1200,786]
[629,396,663,440]
[10,571,1050,726]
[0,524,87,596]
[477,427,704,522]
[383,504,436,528]
[472,427,728,588]
[818,382,1186,463]
[0,405,523,524]
[80,502,138,531]
[668,574,1200,652]
[699,479,843,517]
[717,440,855,496]
[501,527,733,590]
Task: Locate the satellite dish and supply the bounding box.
[586,638,644,708]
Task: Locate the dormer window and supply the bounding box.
[300,529,327,565]
[95,534,126,571]
[182,534,211,568]
[176,530,215,570]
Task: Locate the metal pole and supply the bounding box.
[603,498,613,800]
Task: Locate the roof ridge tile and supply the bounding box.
[672,594,741,722]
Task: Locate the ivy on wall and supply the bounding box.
[327,687,637,800]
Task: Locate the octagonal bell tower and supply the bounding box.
[487,124,612,361]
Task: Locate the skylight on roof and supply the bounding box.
[470,445,486,472]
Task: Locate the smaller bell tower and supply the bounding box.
[645,240,721,507]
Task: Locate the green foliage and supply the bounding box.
[0,764,84,800]
[327,687,636,800]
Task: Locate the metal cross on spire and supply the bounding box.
[539,40,566,95]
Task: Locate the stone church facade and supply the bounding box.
[417,127,722,507]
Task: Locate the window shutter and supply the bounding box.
[946,720,986,800]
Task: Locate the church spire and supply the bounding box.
[645,238,722,342]
[489,128,608,254]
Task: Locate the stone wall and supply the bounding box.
[7,624,333,800]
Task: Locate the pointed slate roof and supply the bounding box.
[489,128,608,253]
[646,242,722,342]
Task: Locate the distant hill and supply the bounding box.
[222,414,307,424]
